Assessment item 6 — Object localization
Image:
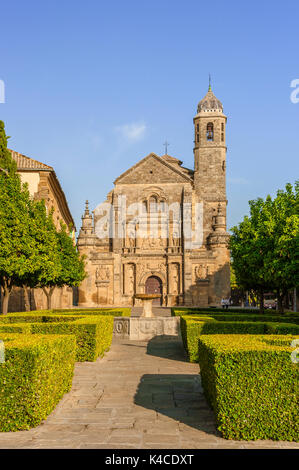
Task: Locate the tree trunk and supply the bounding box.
[258,289,264,314]
[42,287,55,310]
[23,285,31,312]
[1,282,12,315]
[277,291,285,314]
[2,291,10,315]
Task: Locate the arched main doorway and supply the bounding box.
[145,276,162,305]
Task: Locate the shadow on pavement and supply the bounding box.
[146,335,188,362]
[134,372,219,436]
[132,336,220,436]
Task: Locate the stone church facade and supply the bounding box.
[77,87,230,307]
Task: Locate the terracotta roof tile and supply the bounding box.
[9,149,53,171]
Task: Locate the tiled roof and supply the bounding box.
[161,154,183,165]
[197,89,223,113]
[9,149,53,171]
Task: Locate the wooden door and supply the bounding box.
[145,276,162,305]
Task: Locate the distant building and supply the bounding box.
[2,150,75,312]
[77,87,230,307]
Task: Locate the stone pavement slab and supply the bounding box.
[0,336,298,449]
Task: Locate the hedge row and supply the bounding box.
[52,308,131,317]
[211,315,299,324]
[173,309,299,325]
[0,315,80,323]
[0,314,115,362]
[0,333,76,432]
[172,307,261,315]
[198,334,299,441]
[7,307,131,317]
[181,316,299,362]
[172,307,299,318]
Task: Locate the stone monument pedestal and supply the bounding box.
[113,316,180,341]
[134,294,161,318]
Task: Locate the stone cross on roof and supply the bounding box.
[163,140,170,155]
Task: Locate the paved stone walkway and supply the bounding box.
[0,336,297,449]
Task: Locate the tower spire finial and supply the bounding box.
[208,73,212,91]
[84,200,90,216]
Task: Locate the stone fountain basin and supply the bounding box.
[134,294,161,318]
[135,294,161,300]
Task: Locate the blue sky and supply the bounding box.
[0,0,298,232]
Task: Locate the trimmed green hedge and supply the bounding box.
[265,322,299,335]
[217,315,299,324]
[181,316,299,362]
[173,309,299,325]
[198,334,299,441]
[6,307,131,317]
[53,308,131,316]
[181,318,265,362]
[0,315,80,323]
[0,314,115,362]
[172,307,299,319]
[172,307,262,316]
[0,333,76,431]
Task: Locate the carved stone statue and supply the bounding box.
[171,265,179,294]
[172,229,180,246]
[195,264,206,280]
[128,227,136,248]
[128,265,135,295]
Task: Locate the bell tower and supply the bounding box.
[193,84,227,202]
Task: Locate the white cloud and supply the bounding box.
[116,122,147,142]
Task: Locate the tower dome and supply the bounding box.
[197,87,223,113]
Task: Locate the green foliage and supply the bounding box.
[0,120,86,313]
[0,323,32,333]
[0,313,115,361]
[30,215,86,309]
[181,318,265,362]
[25,200,61,291]
[0,333,76,431]
[172,307,266,316]
[265,322,299,335]
[0,120,15,172]
[230,182,299,312]
[51,307,131,317]
[55,222,86,288]
[198,335,299,441]
[181,317,299,362]
[0,314,79,323]
[6,307,131,317]
[208,314,299,323]
[172,308,299,323]
[0,121,37,314]
[30,315,114,361]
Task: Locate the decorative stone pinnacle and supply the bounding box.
[84,200,90,217]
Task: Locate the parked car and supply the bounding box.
[264,299,277,309]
